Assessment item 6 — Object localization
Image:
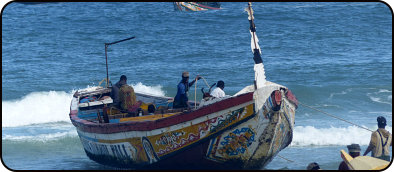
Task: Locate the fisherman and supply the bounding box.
[210,80,226,98]
[338,144,361,170]
[363,116,392,161]
[111,75,142,114]
[306,162,322,170]
[111,75,128,108]
[173,71,201,109]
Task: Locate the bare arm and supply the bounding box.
[188,75,201,87]
[363,144,374,156]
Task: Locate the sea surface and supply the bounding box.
[2,2,392,170]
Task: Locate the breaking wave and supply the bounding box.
[291,125,392,147]
[132,82,166,96]
[2,83,165,127]
[2,130,78,142]
[2,91,74,127]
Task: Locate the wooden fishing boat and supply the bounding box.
[173,2,221,11]
[340,150,390,170]
[69,3,298,169]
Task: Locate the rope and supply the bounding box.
[195,77,197,109]
[275,101,375,165]
[277,154,295,163]
[193,76,211,110]
[298,101,374,132]
[98,78,108,88]
[200,76,211,88]
[277,154,308,167]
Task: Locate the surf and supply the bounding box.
[2,83,165,127]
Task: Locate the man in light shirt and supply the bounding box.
[363,116,392,161]
[210,80,225,98]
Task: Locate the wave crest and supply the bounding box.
[2,83,166,127]
[292,125,392,146]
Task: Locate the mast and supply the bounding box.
[245,2,266,89]
[104,36,135,87]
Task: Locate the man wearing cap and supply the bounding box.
[173,71,201,109]
[338,144,361,170]
[363,116,392,161]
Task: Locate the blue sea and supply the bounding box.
[2,2,392,170]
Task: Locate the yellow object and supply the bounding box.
[139,102,155,111]
[98,78,108,88]
[119,113,179,122]
[340,149,389,170]
[119,85,137,110]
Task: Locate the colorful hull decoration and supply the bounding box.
[173,2,221,11]
[70,82,297,169]
[69,3,297,169]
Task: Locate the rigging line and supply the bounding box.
[195,77,197,109]
[298,101,374,132]
[277,154,307,167]
[199,76,211,88]
[277,154,294,163]
[193,76,211,109]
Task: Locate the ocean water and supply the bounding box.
[2,2,392,170]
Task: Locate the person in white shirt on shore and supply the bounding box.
[210,80,225,98]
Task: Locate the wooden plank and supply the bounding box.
[88,101,103,106]
[341,149,390,170]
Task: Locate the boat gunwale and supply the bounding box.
[70,91,254,134]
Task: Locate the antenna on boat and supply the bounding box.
[104,36,136,87]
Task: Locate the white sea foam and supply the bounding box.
[329,91,347,99]
[2,130,78,142]
[2,83,165,127]
[2,91,74,127]
[378,89,392,93]
[291,125,392,147]
[366,89,392,105]
[368,96,392,105]
[132,82,166,96]
[367,111,392,116]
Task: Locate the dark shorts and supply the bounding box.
[173,100,187,109]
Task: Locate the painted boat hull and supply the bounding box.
[69,82,297,169]
[173,2,221,11]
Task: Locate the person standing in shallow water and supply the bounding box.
[338,144,361,170]
[173,71,201,109]
[363,116,392,161]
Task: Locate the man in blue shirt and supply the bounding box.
[173,71,201,109]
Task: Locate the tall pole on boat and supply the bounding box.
[248,2,258,53]
[105,44,109,87]
[245,2,266,89]
[104,36,136,87]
